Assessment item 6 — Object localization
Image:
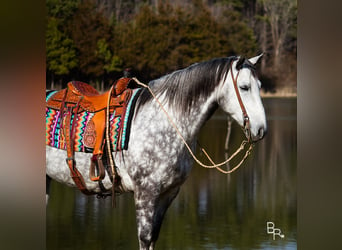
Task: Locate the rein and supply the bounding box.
[132,62,254,174]
[105,84,116,207]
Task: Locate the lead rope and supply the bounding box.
[106,85,116,207]
[132,77,254,174]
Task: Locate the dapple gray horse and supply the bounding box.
[46,55,267,250]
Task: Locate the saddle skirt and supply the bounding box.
[46,87,141,153]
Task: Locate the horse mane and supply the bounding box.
[136,56,240,114]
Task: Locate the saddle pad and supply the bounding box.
[46,88,142,152]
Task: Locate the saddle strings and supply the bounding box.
[106,84,116,207]
[132,77,254,174]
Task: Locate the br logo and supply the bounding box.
[266,222,285,240]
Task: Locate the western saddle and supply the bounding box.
[46,78,135,195]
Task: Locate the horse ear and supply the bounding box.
[248,54,263,65]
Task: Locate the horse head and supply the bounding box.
[218,54,267,142]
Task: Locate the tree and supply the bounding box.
[257,0,297,72]
[45,0,296,91]
[46,0,80,88]
[114,1,256,80]
[96,39,123,73]
[96,38,123,90]
[217,2,258,57]
[46,17,78,89]
[68,0,112,81]
[46,0,80,19]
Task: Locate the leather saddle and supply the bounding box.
[46,77,135,194]
[48,78,132,112]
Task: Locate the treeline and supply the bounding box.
[46,0,297,92]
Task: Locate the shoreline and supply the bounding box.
[260,89,297,98]
[261,93,297,98]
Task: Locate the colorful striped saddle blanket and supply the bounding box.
[46,80,142,193]
[46,87,141,153]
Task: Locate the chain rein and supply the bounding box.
[131,62,254,174]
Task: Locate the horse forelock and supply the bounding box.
[136,56,238,114]
[235,57,257,77]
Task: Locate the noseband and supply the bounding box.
[230,62,251,142]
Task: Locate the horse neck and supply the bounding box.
[135,64,227,144]
[157,83,219,142]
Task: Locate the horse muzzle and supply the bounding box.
[243,117,267,142]
[250,126,267,142]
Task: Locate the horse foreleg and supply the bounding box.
[46,174,52,205]
[135,187,180,250]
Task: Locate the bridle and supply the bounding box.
[131,59,256,174]
[230,62,252,142]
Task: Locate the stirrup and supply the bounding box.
[89,154,106,181]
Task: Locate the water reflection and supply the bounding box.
[47,98,297,249]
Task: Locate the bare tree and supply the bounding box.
[258,0,296,72]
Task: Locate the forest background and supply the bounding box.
[46,0,297,95]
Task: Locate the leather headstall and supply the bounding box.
[230,61,251,142]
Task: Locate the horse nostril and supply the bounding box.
[258,127,266,139]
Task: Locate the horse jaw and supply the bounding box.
[248,54,263,65]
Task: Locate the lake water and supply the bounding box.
[47,98,297,249]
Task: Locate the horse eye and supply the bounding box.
[239,85,250,91]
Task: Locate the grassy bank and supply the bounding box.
[260,87,297,98]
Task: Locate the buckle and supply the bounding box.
[243,116,249,126]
